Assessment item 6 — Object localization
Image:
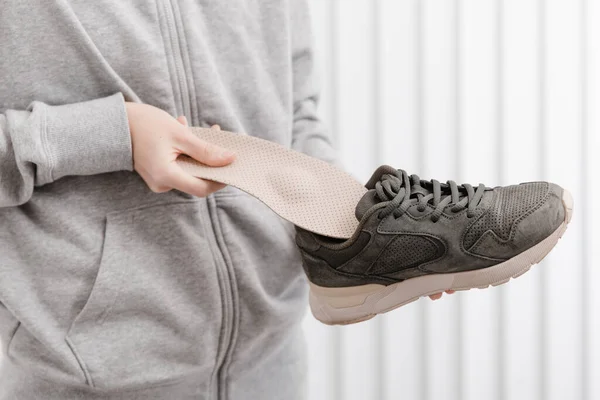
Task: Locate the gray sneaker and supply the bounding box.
[296,165,573,325]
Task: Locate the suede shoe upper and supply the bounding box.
[296,166,565,287]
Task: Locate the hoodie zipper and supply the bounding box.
[159,1,236,399]
[160,0,197,124]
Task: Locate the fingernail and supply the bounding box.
[220,150,235,159]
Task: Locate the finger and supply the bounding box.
[429,293,443,301]
[177,116,188,126]
[445,290,455,295]
[147,184,171,194]
[211,124,221,130]
[143,176,171,193]
[167,166,226,197]
[175,131,235,167]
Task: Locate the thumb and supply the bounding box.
[178,132,236,167]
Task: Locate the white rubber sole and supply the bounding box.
[309,189,574,325]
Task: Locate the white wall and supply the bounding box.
[303,1,600,399]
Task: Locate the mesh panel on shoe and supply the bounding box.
[369,235,441,275]
[463,182,548,250]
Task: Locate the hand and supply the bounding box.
[429,290,455,301]
[126,102,235,197]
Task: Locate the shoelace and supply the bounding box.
[375,169,487,222]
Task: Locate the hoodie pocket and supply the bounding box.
[65,202,222,390]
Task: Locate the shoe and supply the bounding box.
[295,165,573,325]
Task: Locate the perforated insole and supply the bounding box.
[177,127,367,239]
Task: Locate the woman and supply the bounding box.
[0,1,336,398]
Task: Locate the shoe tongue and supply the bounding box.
[355,189,380,221]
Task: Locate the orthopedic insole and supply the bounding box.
[177,127,367,239]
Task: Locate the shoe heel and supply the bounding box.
[308,282,387,325]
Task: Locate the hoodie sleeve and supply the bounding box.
[289,0,340,167]
[0,92,133,207]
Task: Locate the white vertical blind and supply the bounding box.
[544,0,584,397]
[460,1,503,399]
[585,3,600,400]
[304,0,599,399]
[379,1,423,399]
[502,0,544,399]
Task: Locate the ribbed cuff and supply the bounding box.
[35,93,133,183]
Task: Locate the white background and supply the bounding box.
[303,1,600,400]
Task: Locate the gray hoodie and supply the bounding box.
[0,1,336,399]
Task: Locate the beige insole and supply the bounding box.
[177,127,367,239]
